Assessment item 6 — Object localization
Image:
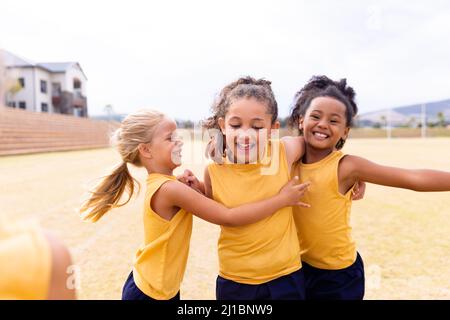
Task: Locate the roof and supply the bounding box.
[1,49,35,67]
[37,62,77,72]
[37,62,78,72]
[37,62,88,80]
[1,49,87,79]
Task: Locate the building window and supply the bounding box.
[40,80,47,94]
[18,78,25,88]
[73,78,81,90]
[8,101,16,108]
[41,103,49,112]
[19,101,26,109]
[52,82,62,96]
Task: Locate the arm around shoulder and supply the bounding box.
[162,176,308,227]
[281,136,305,170]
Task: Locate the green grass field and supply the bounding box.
[0,138,449,299]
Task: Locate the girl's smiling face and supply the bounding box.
[219,97,279,164]
[300,96,350,151]
[150,117,183,168]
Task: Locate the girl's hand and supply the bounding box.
[352,180,366,200]
[176,169,205,194]
[279,176,311,208]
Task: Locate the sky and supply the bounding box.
[1,0,450,120]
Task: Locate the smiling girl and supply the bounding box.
[289,75,450,300]
[201,77,309,300]
[80,109,308,300]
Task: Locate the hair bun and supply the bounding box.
[337,78,352,96]
[309,75,334,89]
[234,76,272,87]
[255,79,272,87]
[337,78,347,90]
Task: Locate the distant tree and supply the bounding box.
[437,112,446,127]
[406,116,417,128]
[353,115,361,128]
[380,115,387,128]
[184,120,194,129]
[3,78,23,107]
[278,117,289,128]
[372,122,382,129]
[8,79,22,94]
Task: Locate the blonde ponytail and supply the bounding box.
[80,162,138,222]
[80,109,165,222]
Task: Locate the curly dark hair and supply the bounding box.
[203,76,278,130]
[202,76,278,160]
[289,75,358,149]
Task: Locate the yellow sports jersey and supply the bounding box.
[0,220,51,300]
[292,151,357,270]
[208,140,301,284]
[133,173,193,300]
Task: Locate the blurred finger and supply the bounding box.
[295,182,310,191]
[289,176,299,185]
[296,202,311,208]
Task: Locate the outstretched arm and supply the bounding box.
[162,177,310,227]
[341,155,450,192]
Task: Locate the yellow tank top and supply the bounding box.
[292,151,356,270]
[0,219,51,299]
[208,140,301,284]
[133,173,193,300]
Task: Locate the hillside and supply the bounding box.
[358,99,450,127]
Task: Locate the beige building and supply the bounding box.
[1,49,88,117]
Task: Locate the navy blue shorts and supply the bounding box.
[302,252,365,300]
[216,268,305,300]
[121,271,180,301]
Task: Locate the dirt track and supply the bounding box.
[1,138,449,299]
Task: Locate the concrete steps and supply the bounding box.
[0,106,120,156]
